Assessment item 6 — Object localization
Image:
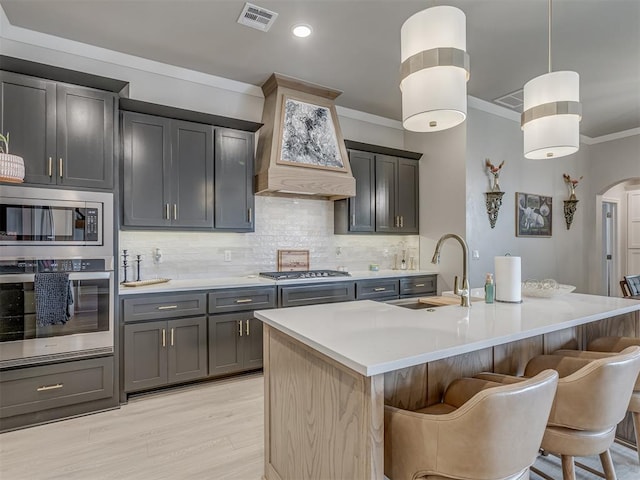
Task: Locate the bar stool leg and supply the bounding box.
[599,449,617,480]
[633,412,640,463]
[561,455,576,480]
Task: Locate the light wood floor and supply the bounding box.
[1,373,639,480]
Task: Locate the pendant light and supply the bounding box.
[522,0,581,159]
[400,6,469,132]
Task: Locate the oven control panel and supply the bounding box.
[0,258,106,273]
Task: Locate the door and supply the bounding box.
[214,128,254,231]
[0,71,56,185]
[628,191,640,274]
[602,202,618,296]
[397,158,419,233]
[208,313,243,376]
[375,155,398,233]
[171,121,214,227]
[167,316,207,384]
[124,321,168,392]
[123,112,171,227]
[348,150,375,232]
[243,317,263,370]
[56,85,114,189]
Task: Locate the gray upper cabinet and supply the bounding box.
[214,128,254,231]
[335,143,420,235]
[123,112,214,228]
[0,71,114,189]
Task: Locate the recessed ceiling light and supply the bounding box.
[292,24,312,38]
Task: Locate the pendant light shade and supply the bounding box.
[400,6,469,132]
[521,0,581,159]
[522,71,581,159]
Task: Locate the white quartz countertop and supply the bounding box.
[118,269,437,295]
[254,294,640,377]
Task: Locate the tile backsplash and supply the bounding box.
[119,196,419,280]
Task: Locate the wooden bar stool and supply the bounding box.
[384,370,558,480]
[476,346,640,480]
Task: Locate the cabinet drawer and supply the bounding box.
[0,357,113,418]
[400,275,437,297]
[356,279,400,300]
[208,287,276,314]
[123,293,206,322]
[280,282,356,308]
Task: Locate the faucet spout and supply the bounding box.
[431,233,471,307]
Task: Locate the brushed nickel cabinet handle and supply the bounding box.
[235,299,253,304]
[373,287,386,291]
[248,208,252,223]
[400,216,404,228]
[165,203,170,220]
[157,305,178,310]
[415,283,425,287]
[170,328,174,346]
[59,158,63,178]
[37,383,63,392]
[245,319,250,336]
[173,204,177,220]
[162,329,166,347]
[351,214,356,226]
[48,157,53,177]
[238,320,243,337]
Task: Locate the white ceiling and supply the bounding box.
[1,0,639,139]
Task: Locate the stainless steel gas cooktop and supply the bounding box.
[259,270,351,280]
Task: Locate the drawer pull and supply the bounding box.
[235,299,253,304]
[373,287,387,292]
[37,383,63,392]
[414,284,425,287]
[157,305,178,310]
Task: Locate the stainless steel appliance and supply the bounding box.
[0,185,115,367]
[0,185,113,259]
[259,270,351,280]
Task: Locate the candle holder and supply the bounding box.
[563,199,579,230]
[484,191,505,229]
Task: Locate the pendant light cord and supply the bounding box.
[548,0,552,73]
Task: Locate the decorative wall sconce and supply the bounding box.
[562,173,583,230]
[484,159,505,228]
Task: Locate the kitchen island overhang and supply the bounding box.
[256,295,640,480]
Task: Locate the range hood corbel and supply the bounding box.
[255,73,356,201]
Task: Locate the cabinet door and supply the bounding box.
[123,112,171,227]
[375,154,399,233]
[171,120,214,227]
[208,313,244,376]
[0,71,56,185]
[397,158,419,233]
[124,321,168,392]
[348,150,375,232]
[167,316,208,385]
[214,128,255,231]
[56,84,114,189]
[243,317,263,370]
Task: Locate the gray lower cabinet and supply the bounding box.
[208,313,263,376]
[0,356,114,420]
[0,71,115,189]
[124,316,207,393]
[123,112,214,228]
[279,282,356,308]
[356,278,400,301]
[400,275,437,297]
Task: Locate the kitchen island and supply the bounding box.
[255,294,640,480]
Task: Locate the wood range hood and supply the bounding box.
[255,73,355,201]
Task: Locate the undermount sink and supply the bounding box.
[386,299,442,310]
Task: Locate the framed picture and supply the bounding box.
[277,96,347,172]
[516,192,552,237]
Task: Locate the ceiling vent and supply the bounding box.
[237,3,278,32]
[493,89,524,113]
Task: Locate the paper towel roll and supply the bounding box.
[495,256,522,303]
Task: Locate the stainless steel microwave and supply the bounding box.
[0,186,114,259]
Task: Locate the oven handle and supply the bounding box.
[0,271,112,284]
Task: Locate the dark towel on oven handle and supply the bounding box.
[34,272,73,327]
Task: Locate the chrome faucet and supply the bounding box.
[431,233,471,307]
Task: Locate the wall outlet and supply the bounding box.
[224,250,232,262]
[152,248,163,264]
[472,250,480,260]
